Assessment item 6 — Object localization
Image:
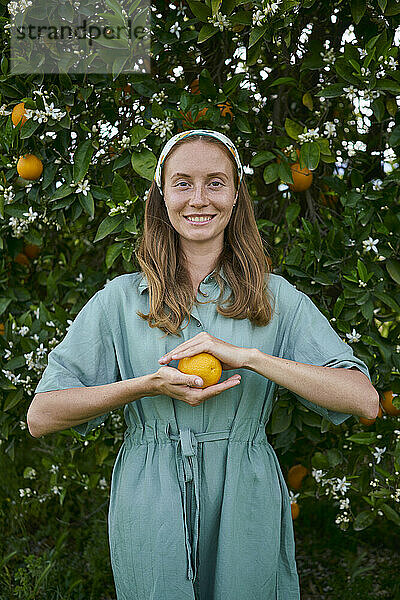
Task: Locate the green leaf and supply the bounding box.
[131,148,157,181]
[78,191,94,218]
[286,203,300,225]
[93,215,124,243]
[375,79,400,94]
[351,0,366,23]
[222,73,246,96]
[278,161,294,184]
[378,0,387,10]
[250,151,276,167]
[0,297,12,315]
[3,390,23,411]
[374,291,400,313]
[248,24,267,49]
[263,163,279,184]
[105,242,124,268]
[333,296,345,319]
[211,0,222,15]
[302,91,313,110]
[187,0,211,21]
[112,173,131,204]
[198,68,218,97]
[73,139,94,183]
[270,404,292,434]
[130,124,151,146]
[235,114,252,133]
[315,84,346,98]
[381,503,400,526]
[353,510,376,531]
[371,98,385,122]
[326,448,342,468]
[386,259,400,285]
[267,77,298,88]
[299,142,320,170]
[347,432,377,445]
[311,451,329,469]
[51,183,75,201]
[389,125,400,147]
[198,24,218,43]
[284,118,303,140]
[19,119,40,139]
[357,259,368,281]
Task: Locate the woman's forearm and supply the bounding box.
[244,349,379,420]
[27,373,159,438]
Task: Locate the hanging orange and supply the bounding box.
[291,502,300,520]
[12,102,28,127]
[23,244,41,259]
[17,154,43,180]
[288,162,313,192]
[380,390,400,416]
[14,252,30,266]
[189,78,200,95]
[287,464,308,490]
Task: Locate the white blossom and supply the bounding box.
[362,236,379,253]
[346,328,361,343]
[372,446,386,464]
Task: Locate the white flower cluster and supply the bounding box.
[346,329,361,343]
[320,48,336,65]
[362,236,379,253]
[0,184,14,203]
[323,121,336,138]
[391,489,400,503]
[311,468,351,496]
[341,139,367,157]
[98,477,108,490]
[50,464,59,473]
[151,90,167,104]
[252,1,282,26]
[24,467,36,479]
[8,207,39,238]
[19,487,35,498]
[208,11,231,31]
[376,55,398,79]
[372,446,386,464]
[7,0,32,17]
[150,116,174,139]
[71,179,90,196]
[297,127,320,143]
[109,199,134,217]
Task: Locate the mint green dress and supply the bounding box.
[34,268,372,600]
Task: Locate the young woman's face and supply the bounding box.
[162,140,237,245]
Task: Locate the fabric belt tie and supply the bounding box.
[168,427,231,583]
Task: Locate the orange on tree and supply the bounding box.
[0,323,4,335]
[189,78,200,95]
[217,101,233,121]
[23,244,41,259]
[12,102,28,127]
[380,390,400,416]
[287,464,308,490]
[291,502,300,520]
[288,162,313,192]
[14,252,30,266]
[17,154,43,181]
[178,353,222,389]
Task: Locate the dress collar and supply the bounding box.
[138,265,228,294]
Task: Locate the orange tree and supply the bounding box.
[0,0,400,595]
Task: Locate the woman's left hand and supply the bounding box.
[157,331,253,371]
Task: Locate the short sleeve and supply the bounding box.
[284,291,372,426]
[34,290,120,436]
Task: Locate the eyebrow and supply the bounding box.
[170,172,228,179]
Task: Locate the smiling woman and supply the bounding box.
[30,128,378,600]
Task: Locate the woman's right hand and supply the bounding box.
[152,366,241,407]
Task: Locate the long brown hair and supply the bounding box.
[135,134,275,337]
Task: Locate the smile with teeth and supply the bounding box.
[184,215,216,223]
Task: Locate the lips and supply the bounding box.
[183,215,216,221]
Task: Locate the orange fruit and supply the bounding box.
[12,102,28,127]
[288,162,313,192]
[23,243,41,259]
[217,101,233,120]
[291,502,300,520]
[14,252,30,266]
[287,464,308,490]
[0,323,4,335]
[380,390,400,416]
[189,78,200,95]
[177,352,222,389]
[17,154,43,181]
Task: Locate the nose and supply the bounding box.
[188,185,210,205]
